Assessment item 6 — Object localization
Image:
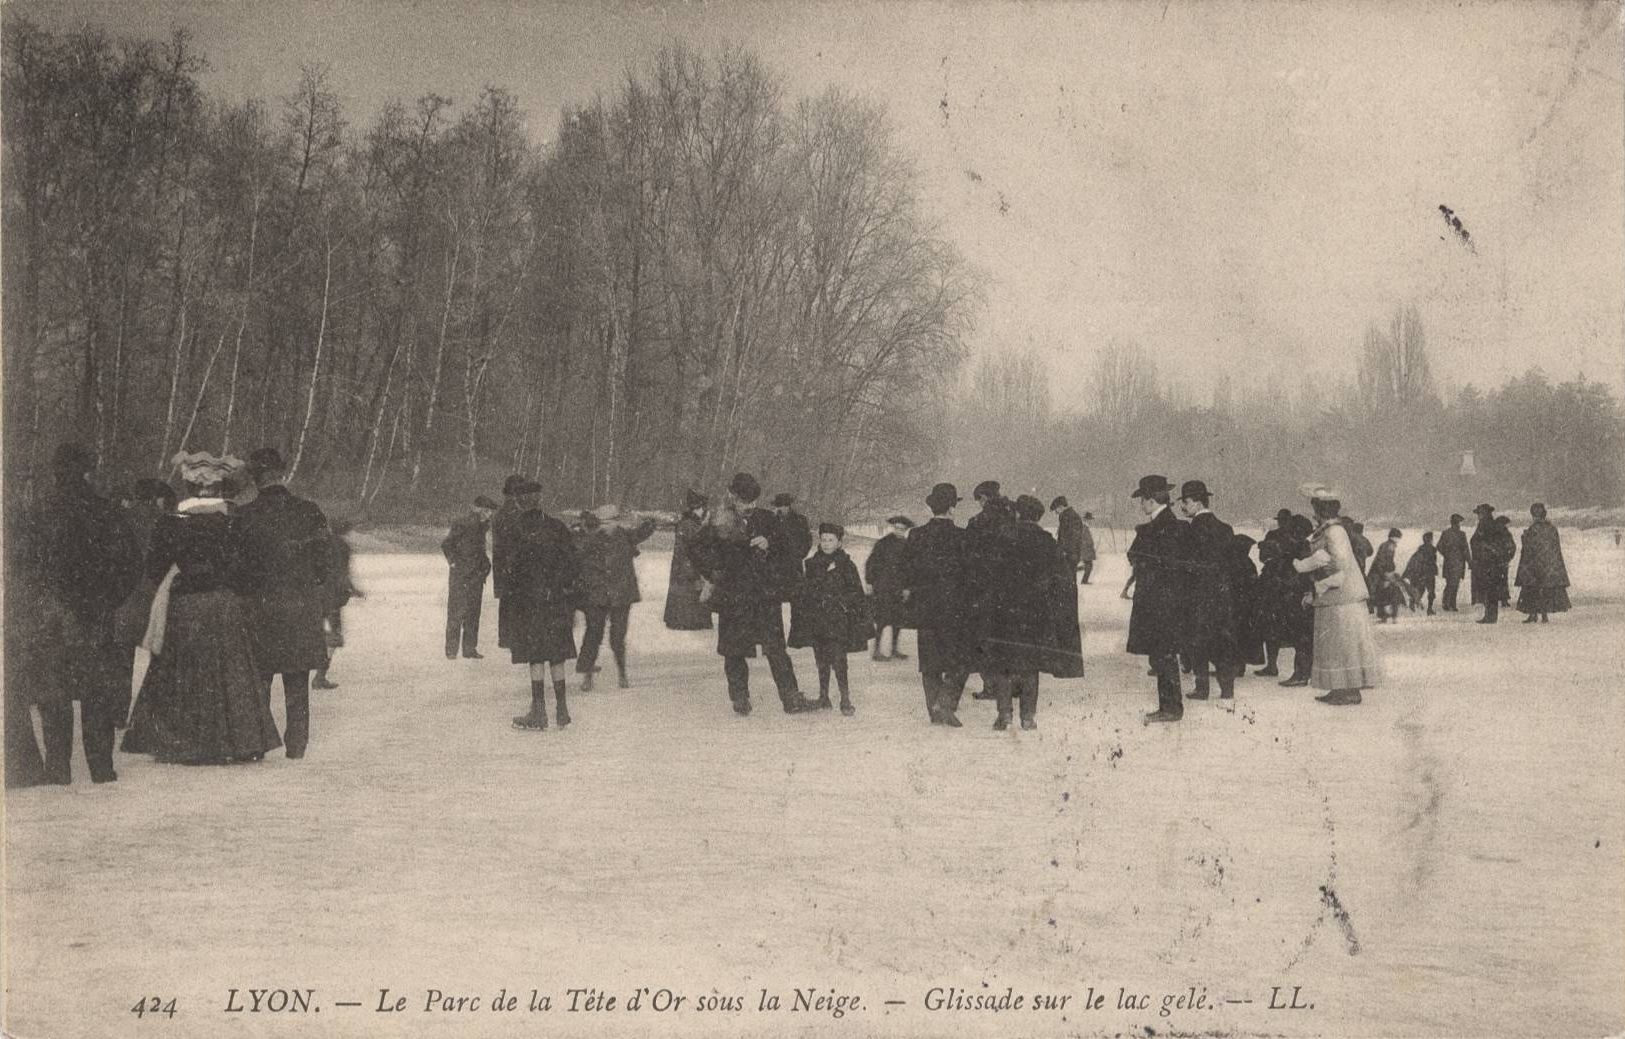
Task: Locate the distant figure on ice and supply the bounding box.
[1367,529,1403,623]
[110,478,178,728]
[902,483,971,727]
[123,452,283,766]
[788,523,872,715]
[1292,485,1381,705]
[1176,480,1241,701]
[575,504,657,690]
[1126,475,1188,723]
[1469,503,1516,624]
[508,482,582,731]
[313,518,361,690]
[664,489,713,631]
[7,443,140,786]
[234,447,330,760]
[1515,503,1571,624]
[1438,514,1469,611]
[866,515,913,660]
[492,474,527,650]
[1402,531,1439,615]
[1052,496,1085,576]
[691,473,815,716]
[442,496,498,659]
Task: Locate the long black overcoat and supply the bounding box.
[1125,506,1189,657]
[664,513,713,630]
[1182,511,1240,664]
[865,532,913,629]
[233,485,330,673]
[788,549,872,651]
[505,510,581,664]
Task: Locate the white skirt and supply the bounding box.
[1311,601,1382,690]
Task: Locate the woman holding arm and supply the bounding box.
[1291,485,1382,706]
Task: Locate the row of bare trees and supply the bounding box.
[2,23,978,520]
[947,307,1624,522]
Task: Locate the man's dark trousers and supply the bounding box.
[1151,652,1183,716]
[38,690,117,783]
[578,605,630,674]
[1442,575,1461,611]
[445,571,485,657]
[264,672,311,757]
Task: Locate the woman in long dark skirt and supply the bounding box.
[1228,533,1267,675]
[123,454,282,764]
[1515,503,1572,623]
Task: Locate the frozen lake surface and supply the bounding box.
[6,529,1624,1037]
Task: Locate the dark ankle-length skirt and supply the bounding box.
[123,590,283,763]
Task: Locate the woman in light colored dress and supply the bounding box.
[1291,484,1381,706]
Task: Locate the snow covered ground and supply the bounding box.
[5,529,1624,1038]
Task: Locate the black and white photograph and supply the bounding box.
[2,1,1623,1036]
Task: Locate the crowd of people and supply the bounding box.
[5,445,353,787]
[3,442,1579,787]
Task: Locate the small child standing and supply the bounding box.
[788,523,872,715]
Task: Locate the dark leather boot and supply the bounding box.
[513,683,549,730]
[554,680,570,727]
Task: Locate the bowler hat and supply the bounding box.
[1131,475,1174,499]
[503,474,527,496]
[973,480,1001,500]
[926,482,961,510]
[1473,503,1495,515]
[728,472,761,503]
[771,492,796,508]
[1179,479,1211,500]
[886,515,915,529]
[1013,495,1045,522]
[1276,508,1294,522]
[818,521,845,539]
[473,495,499,510]
[1387,528,1402,539]
[1082,511,1094,521]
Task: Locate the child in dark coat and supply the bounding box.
[788,523,872,715]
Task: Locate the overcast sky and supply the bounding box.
[18,0,1625,406]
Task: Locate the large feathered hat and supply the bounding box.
[172,451,246,488]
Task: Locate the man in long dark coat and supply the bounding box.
[1469,503,1515,623]
[692,473,815,715]
[963,480,1012,696]
[1127,475,1189,722]
[491,474,526,649]
[901,483,971,726]
[1175,480,1241,700]
[6,443,141,785]
[1438,514,1469,611]
[980,495,1068,730]
[235,447,330,759]
[769,493,812,600]
[575,504,657,689]
[442,495,497,659]
[508,483,583,730]
[865,515,913,660]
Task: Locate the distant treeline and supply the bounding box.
[1,21,978,517]
[948,309,1624,525]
